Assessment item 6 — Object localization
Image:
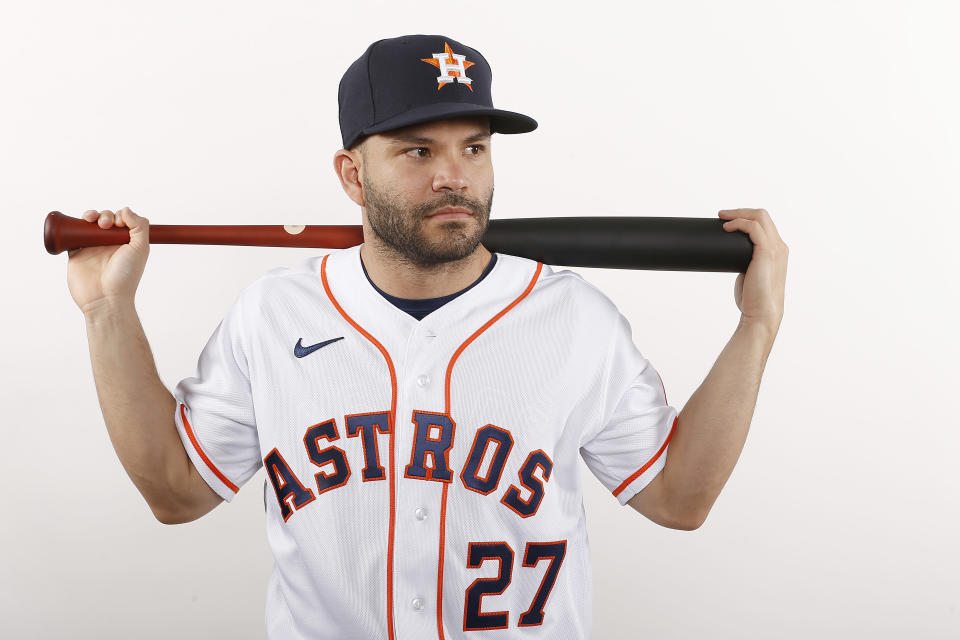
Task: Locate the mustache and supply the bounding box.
[416,194,486,218]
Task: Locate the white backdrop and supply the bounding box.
[2,1,958,638]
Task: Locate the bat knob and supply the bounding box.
[43,210,131,255]
[44,211,67,255]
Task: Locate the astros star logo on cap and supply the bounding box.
[421,42,475,91]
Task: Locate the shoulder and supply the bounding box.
[494,253,623,330]
[225,254,328,316]
[534,259,621,317]
[239,255,325,296]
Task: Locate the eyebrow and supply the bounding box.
[386,130,491,146]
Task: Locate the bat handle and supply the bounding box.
[44,211,131,255]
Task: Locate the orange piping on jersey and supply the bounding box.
[436,480,450,634]
[320,253,399,640]
[612,414,678,498]
[435,261,544,639]
[179,403,239,493]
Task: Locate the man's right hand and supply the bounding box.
[67,207,150,314]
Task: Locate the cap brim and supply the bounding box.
[350,102,537,148]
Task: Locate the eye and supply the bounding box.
[466,144,486,155]
[404,147,429,158]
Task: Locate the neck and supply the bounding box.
[359,239,492,300]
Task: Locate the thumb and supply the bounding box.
[119,207,150,246]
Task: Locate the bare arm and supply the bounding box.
[70,208,221,524]
[629,208,788,529]
[628,321,775,529]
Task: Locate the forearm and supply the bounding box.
[84,298,188,516]
[663,319,777,525]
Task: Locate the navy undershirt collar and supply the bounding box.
[361,252,498,321]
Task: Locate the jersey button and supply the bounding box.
[415,507,428,521]
[411,597,425,611]
[416,374,430,388]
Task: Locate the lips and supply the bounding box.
[428,207,472,218]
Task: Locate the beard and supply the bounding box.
[362,177,493,268]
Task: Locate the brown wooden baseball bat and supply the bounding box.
[43,211,753,272]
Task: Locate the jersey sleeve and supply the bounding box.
[172,297,262,502]
[580,310,679,506]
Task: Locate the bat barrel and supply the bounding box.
[483,217,752,272]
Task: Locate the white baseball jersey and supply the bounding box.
[173,244,678,639]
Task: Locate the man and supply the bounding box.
[67,35,787,639]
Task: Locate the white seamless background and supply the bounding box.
[1,1,957,638]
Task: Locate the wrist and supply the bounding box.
[82,296,137,324]
[736,315,780,344]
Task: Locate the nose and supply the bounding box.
[431,153,470,192]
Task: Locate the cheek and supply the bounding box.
[382,171,433,198]
[476,163,494,187]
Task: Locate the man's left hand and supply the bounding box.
[718,208,789,335]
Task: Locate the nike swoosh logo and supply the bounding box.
[295,337,344,358]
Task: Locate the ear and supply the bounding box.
[333,149,365,207]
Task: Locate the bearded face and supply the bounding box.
[361,175,494,268]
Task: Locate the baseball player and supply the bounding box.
[67,35,788,639]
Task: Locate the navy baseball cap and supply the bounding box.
[338,35,538,150]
